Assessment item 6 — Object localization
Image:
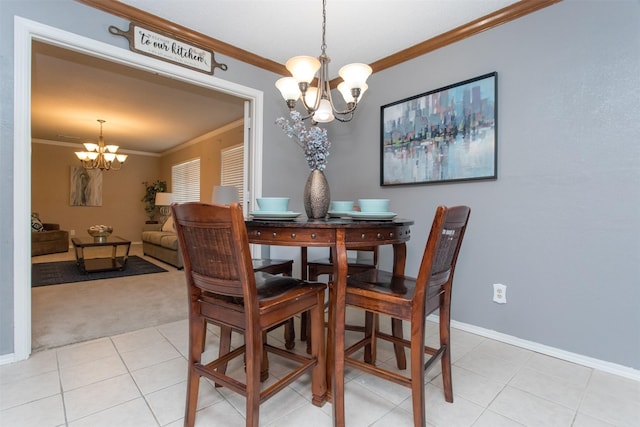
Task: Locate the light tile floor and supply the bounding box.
[1,314,639,427]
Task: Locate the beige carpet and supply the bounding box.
[31,244,187,352]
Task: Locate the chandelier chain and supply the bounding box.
[321,0,327,55]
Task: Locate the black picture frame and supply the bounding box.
[380,72,497,186]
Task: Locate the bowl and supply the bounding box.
[331,201,354,212]
[357,199,390,213]
[87,225,113,242]
[256,197,290,212]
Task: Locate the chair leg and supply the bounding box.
[282,270,296,350]
[185,317,206,427]
[261,331,270,382]
[440,296,453,402]
[215,325,232,388]
[304,269,327,354]
[300,311,309,342]
[391,317,407,370]
[245,331,263,427]
[284,318,296,350]
[410,335,426,427]
[300,270,331,354]
[310,291,328,406]
[305,312,312,354]
[363,312,376,364]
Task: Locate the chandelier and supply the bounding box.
[74,119,128,171]
[275,0,372,123]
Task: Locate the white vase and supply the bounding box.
[303,169,330,219]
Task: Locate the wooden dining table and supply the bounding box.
[245,216,414,427]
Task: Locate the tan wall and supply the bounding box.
[32,142,161,242]
[160,124,243,203]
[32,124,243,243]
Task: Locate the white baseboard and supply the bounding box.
[429,314,640,382]
[0,352,17,366]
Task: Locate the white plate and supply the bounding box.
[328,211,352,218]
[349,211,397,220]
[249,211,301,220]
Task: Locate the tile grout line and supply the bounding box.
[54,348,70,427]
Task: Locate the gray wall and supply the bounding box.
[2,0,639,371]
[326,0,640,369]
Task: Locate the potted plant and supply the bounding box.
[141,180,167,222]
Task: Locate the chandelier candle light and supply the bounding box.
[275,0,372,123]
[75,119,128,171]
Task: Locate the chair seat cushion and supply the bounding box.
[347,269,416,299]
[347,269,450,312]
[255,272,309,299]
[202,272,324,307]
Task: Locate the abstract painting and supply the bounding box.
[381,72,497,186]
[70,166,102,206]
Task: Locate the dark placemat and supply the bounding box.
[32,255,169,287]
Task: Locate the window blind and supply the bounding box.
[221,144,244,206]
[172,158,200,203]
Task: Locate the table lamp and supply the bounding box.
[212,185,239,205]
[155,192,174,224]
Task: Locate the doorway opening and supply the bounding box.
[13,16,264,361]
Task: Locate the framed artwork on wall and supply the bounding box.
[70,166,102,206]
[380,72,497,186]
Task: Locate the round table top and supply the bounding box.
[245,217,414,228]
[245,217,414,247]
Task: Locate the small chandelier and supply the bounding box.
[275,0,372,123]
[74,119,128,171]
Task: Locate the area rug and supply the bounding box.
[32,255,168,287]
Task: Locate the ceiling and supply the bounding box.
[31,0,524,154]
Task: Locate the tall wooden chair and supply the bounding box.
[299,246,379,351]
[213,185,297,348]
[342,205,470,427]
[172,202,327,427]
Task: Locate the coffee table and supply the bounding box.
[71,236,132,273]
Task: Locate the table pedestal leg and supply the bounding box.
[329,230,347,427]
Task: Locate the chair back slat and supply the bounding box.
[172,202,256,300]
[415,206,471,303]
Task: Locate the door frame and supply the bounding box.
[13,16,264,361]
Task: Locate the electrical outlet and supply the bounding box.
[70,229,75,236]
[493,283,507,304]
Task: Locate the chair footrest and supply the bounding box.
[344,356,411,388]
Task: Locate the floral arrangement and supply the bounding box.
[275,111,331,171]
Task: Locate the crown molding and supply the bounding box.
[368,0,562,74]
[76,0,561,88]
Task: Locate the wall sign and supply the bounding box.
[109,23,227,75]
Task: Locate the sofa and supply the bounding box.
[141,219,183,269]
[32,222,70,257]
